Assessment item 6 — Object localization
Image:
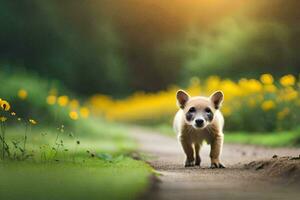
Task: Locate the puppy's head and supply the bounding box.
[176,90,224,129]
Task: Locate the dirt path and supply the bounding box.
[130,127,300,200]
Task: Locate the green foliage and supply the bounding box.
[225,130,300,147]
[182,19,298,80]
[0,118,136,161]
[0,69,76,126]
[152,123,300,147]
[0,158,151,200]
[0,111,151,200]
[0,0,130,96]
[1,1,300,95]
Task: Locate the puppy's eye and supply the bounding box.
[205,107,211,113]
[188,107,196,112]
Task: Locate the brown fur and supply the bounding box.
[173,90,225,168]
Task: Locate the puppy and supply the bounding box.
[173,90,225,168]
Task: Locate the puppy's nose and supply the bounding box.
[195,119,204,127]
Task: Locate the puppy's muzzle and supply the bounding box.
[195,119,204,128]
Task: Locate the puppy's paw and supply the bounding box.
[219,163,226,168]
[195,156,201,166]
[210,162,226,169]
[184,159,195,167]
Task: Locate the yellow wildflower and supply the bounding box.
[69,111,79,120]
[260,74,274,85]
[80,107,90,118]
[57,95,69,107]
[47,95,57,105]
[0,117,7,122]
[248,79,263,93]
[280,74,296,87]
[263,84,277,93]
[11,112,16,116]
[238,79,262,94]
[261,100,276,111]
[0,100,10,111]
[284,87,298,101]
[18,89,28,100]
[205,76,221,93]
[277,87,298,102]
[29,119,37,125]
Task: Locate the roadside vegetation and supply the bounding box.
[152,124,300,148]
[89,73,300,132]
[0,71,152,200]
[225,130,300,147]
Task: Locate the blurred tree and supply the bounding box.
[0,0,130,96]
[0,0,300,96]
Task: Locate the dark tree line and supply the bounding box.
[0,0,300,96]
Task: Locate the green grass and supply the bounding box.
[225,131,300,147]
[0,119,153,200]
[152,123,300,147]
[0,159,151,200]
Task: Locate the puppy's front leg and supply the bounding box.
[179,136,194,167]
[194,143,201,166]
[210,133,225,168]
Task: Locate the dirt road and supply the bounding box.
[131,127,300,200]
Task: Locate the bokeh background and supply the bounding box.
[1,0,300,143]
[1,1,300,199]
[1,0,300,95]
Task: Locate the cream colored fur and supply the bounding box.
[173,91,225,168]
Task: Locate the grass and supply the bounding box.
[0,158,151,200]
[0,119,153,200]
[152,123,300,147]
[0,159,151,200]
[225,131,300,147]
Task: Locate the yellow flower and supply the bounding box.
[18,89,28,100]
[69,99,79,109]
[57,95,69,107]
[280,74,296,87]
[277,108,290,120]
[205,76,221,93]
[11,112,16,116]
[0,100,10,111]
[29,119,37,125]
[260,74,274,85]
[277,87,298,102]
[248,79,263,93]
[46,95,57,105]
[238,79,262,94]
[261,100,276,111]
[80,107,90,118]
[263,84,277,93]
[69,111,79,120]
[0,117,7,122]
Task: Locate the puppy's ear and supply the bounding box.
[176,90,190,109]
[210,91,224,109]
